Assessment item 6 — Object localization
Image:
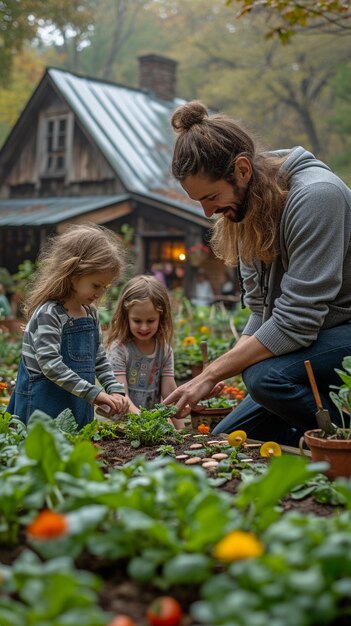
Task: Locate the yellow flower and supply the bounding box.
[182,336,197,346]
[213,530,264,562]
[177,319,186,326]
[199,325,210,334]
[260,441,282,457]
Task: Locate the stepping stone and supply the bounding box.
[185,457,202,464]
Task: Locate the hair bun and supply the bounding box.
[171,100,208,133]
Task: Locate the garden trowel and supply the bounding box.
[304,359,336,435]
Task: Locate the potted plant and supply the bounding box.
[191,384,246,430]
[301,356,351,479]
[187,242,211,267]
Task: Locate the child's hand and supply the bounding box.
[95,391,128,416]
[110,392,130,415]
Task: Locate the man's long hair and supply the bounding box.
[211,153,289,266]
[171,101,289,266]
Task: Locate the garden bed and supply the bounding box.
[98,429,336,518]
[0,408,350,626]
[80,427,338,623]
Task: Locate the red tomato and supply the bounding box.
[107,616,136,626]
[146,596,183,626]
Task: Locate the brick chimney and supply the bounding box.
[138,54,178,101]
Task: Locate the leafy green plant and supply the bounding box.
[1,407,351,623]
[0,411,105,544]
[11,259,37,300]
[0,549,110,626]
[0,327,22,368]
[123,404,182,448]
[156,444,175,456]
[233,456,329,532]
[191,510,351,626]
[197,396,238,409]
[290,474,346,506]
[329,356,351,438]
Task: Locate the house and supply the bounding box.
[0,54,230,298]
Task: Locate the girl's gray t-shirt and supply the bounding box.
[106,339,174,409]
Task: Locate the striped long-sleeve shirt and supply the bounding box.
[21,301,124,403]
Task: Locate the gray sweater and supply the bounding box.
[242,146,351,355]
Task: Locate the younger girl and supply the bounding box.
[8,223,129,429]
[106,275,184,429]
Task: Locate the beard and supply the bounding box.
[228,178,250,222]
[216,176,250,223]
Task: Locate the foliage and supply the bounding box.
[227,0,351,42]
[0,267,13,289]
[0,327,22,369]
[0,549,110,626]
[1,1,350,173]
[0,0,96,84]
[164,0,350,160]
[290,473,346,506]
[173,300,247,380]
[11,259,37,300]
[329,355,351,437]
[123,404,182,448]
[0,408,351,624]
[0,48,47,147]
[196,395,239,410]
[192,510,351,626]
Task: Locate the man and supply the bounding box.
[164,101,351,446]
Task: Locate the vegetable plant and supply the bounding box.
[123,404,182,448]
[329,355,351,438]
[0,549,111,626]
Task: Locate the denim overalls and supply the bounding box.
[8,311,98,430]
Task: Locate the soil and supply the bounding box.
[0,426,341,626]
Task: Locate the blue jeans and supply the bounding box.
[8,315,98,429]
[212,324,351,446]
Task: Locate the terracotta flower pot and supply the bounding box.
[190,405,233,431]
[301,429,351,480]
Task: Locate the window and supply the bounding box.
[44,116,67,175]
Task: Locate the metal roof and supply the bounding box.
[48,68,185,195]
[0,195,129,226]
[0,191,209,228]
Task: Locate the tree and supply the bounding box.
[227,0,351,42]
[0,0,96,83]
[153,0,350,162]
[78,0,171,83]
[100,0,146,80]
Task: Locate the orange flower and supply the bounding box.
[213,530,264,562]
[0,382,7,389]
[27,509,68,540]
[198,423,210,434]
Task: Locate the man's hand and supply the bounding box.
[163,375,225,418]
